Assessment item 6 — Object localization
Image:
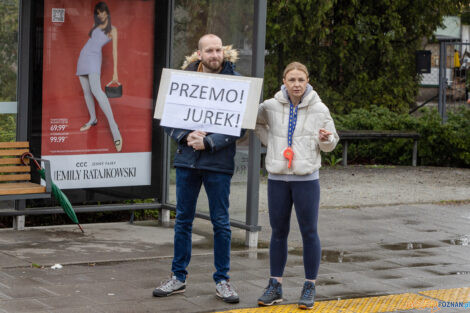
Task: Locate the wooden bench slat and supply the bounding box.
[0,149,30,156]
[0,165,30,173]
[0,142,29,148]
[0,141,49,199]
[0,174,31,182]
[0,158,28,165]
[0,182,45,195]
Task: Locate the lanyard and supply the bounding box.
[287,101,298,147]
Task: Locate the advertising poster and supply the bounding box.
[41,0,155,189]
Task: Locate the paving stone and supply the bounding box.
[1,202,470,312]
[94,300,166,313]
[0,285,52,300]
[32,295,93,310]
[142,296,204,313]
[42,306,104,313]
[0,298,49,312]
[0,253,30,268]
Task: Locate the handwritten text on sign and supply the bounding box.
[160,72,250,136]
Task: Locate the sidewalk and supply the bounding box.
[0,166,469,313]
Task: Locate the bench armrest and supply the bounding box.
[30,157,52,193]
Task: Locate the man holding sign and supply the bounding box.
[153,34,243,303]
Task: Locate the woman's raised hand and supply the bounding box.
[319,128,332,141]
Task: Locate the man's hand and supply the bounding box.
[187,131,207,150]
[319,128,332,142]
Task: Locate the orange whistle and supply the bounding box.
[283,147,294,168]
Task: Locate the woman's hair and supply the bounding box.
[283,62,309,78]
[88,2,112,37]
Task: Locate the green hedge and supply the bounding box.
[326,106,470,167]
[0,114,16,142]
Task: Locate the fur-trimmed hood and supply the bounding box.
[181,45,239,70]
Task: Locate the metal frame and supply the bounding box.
[161,204,260,232]
[438,41,470,123]
[339,131,420,167]
[244,0,267,246]
[10,0,268,244]
[9,0,171,226]
[14,0,34,229]
[1,202,162,216]
[160,0,267,243]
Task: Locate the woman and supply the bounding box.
[76,2,122,152]
[256,62,338,309]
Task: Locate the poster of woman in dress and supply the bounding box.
[41,0,155,189]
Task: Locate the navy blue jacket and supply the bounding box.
[164,60,246,175]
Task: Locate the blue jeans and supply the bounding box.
[171,167,232,283]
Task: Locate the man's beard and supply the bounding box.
[201,58,222,72]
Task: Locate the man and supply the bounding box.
[153,34,243,303]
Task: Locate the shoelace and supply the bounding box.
[263,284,277,296]
[219,282,235,296]
[301,285,314,299]
[159,278,178,291]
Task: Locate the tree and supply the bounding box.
[0,0,19,142]
[0,0,18,102]
[172,0,253,72]
[265,0,467,113]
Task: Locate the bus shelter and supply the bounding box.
[5,0,266,247]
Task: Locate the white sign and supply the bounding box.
[41,152,151,189]
[155,69,263,136]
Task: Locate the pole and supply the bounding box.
[245,0,267,248]
[14,0,33,230]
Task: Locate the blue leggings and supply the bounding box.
[268,179,321,280]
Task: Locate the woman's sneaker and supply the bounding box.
[258,278,283,306]
[215,280,239,303]
[152,276,186,297]
[298,281,316,309]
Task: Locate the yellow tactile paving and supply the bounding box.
[419,287,470,302]
[217,288,470,313]
[334,294,438,312]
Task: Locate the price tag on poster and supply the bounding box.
[154,69,263,136]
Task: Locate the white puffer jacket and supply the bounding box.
[256,85,339,175]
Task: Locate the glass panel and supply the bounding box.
[0,0,19,141]
[168,0,254,223]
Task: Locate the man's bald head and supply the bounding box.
[198,34,222,50]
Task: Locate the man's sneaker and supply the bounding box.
[298,281,316,309]
[215,280,239,303]
[258,278,283,306]
[152,276,186,297]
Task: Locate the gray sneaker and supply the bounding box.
[153,276,186,297]
[258,278,283,306]
[298,281,316,309]
[215,280,239,303]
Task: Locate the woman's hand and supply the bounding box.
[319,128,332,141]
